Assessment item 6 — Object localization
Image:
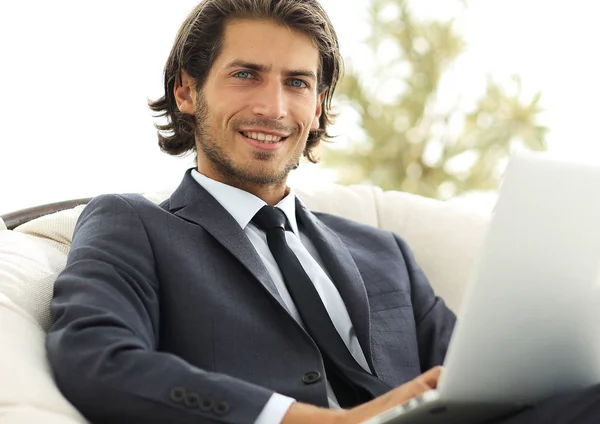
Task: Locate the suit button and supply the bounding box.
[302,371,322,384]
[214,401,230,416]
[200,397,214,412]
[184,392,200,408]
[170,387,186,403]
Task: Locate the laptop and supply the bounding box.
[363,153,600,424]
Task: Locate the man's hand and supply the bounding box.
[341,366,442,423]
[282,366,443,424]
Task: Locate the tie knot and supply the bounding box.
[252,206,287,231]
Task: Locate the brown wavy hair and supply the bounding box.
[148,0,343,163]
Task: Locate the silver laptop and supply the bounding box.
[363,153,600,424]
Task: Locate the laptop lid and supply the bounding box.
[437,153,600,404]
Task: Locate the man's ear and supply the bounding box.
[311,91,326,131]
[174,69,196,115]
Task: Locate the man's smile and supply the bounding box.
[239,131,286,151]
[240,130,287,143]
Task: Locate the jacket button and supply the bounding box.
[214,401,230,415]
[184,392,200,408]
[200,397,214,412]
[170,387,186,403]
[302,371,322,384]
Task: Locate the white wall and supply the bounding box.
[1,0,599,214]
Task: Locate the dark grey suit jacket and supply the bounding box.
[46,169,456,424]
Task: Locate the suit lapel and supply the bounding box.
[167,170,291,314]
[295,199,376,373]
[167,171,376,370]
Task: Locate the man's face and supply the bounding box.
[193,19,323,187]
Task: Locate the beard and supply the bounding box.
[194,92,302,186]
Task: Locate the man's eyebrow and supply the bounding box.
[285,69,317,81]
[224,60,317,80]
[224,60,270,72]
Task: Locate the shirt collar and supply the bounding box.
[191,169,300,235]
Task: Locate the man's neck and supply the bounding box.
[195,168,290,206]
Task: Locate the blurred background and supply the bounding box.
[1,0,599,215]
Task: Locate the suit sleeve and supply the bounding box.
[393,234,456,372]
[46,194,273,424]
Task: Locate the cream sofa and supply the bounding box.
[0,184,489,423]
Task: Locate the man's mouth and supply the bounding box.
[240,131,288,144]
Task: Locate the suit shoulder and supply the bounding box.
[78,194,168,230]
[85,193,164,212]
[311,211,390,238]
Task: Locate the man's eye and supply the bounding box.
[234,71,253,79]
[288,79,308,88]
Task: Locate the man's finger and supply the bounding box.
[417,366,443,389]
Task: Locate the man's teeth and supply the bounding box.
[242,132,283,143]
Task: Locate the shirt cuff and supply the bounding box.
[254,393,296,424]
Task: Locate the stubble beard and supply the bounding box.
[194,93,302,186]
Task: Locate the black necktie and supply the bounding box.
[252,205,390,407]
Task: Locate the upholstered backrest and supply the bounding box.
[0,184,489,423]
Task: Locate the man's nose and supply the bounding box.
[251,80,288,120]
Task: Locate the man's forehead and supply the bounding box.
[216,18,320,73]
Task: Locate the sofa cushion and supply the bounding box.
[0,293,88,423]
[0,213,88,423]
[1,206,84,331]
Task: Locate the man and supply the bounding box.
[46,1,600,423]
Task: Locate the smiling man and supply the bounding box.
[44,1,600,424]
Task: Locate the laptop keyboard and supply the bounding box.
[361,389,440,424]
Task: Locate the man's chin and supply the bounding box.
[242,170,289,186]
[216,162,287,186]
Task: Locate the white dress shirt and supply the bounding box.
[191,170,372,424]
